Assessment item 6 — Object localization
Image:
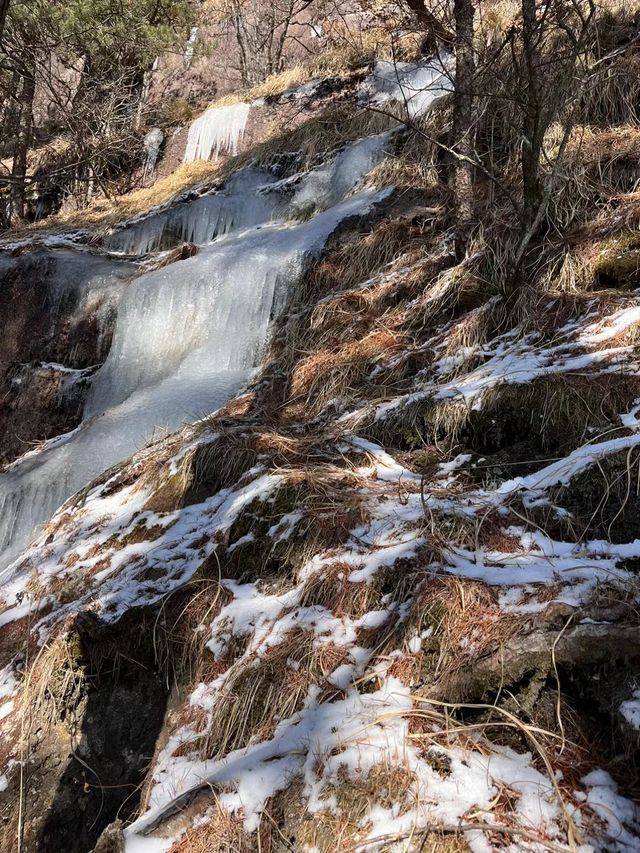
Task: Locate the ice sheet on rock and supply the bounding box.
[107,168,278,255]
[108,133,390,256]
[0,190,388,577]
[288,133,390,218]
[183,102,251,163]
[359,55,453,119]
[0,248,136,364]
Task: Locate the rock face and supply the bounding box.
[0,613,168,853]
[0,248,136,466]
[0,361,88,467]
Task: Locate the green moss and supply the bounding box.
[593,231,640,289]
[469,373,640,455]
[145,438,259,513]
[554,446,640,542]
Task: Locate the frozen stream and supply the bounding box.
[0,134,389,575]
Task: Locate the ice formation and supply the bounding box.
[107,168,278,255]
[359,54,453,119]
[0,247,135,364]
[108,133,389,255]
[183,102,251,163]
[184,26,199,66]
[0,135,390,576]
[142,128,164,180]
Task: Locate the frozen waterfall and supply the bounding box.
[0,132,390,576]
[183,103,251,163]
[108,133,390,256]
[107,168,278,255]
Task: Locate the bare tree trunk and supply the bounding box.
[520,0,544,234]
[10,65,35,223]
[452,0,475,260]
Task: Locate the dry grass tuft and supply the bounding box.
[312,218,427,297]
[202,630,321,759]
[20,622,86,731]
[283,465,370,559]
[156,578,231,684]
[390,576,519,684]
[12,161,220,238]
[367,108,451,191]
[310,24,426,77]
[212,65,309,107]
[290,329,406,414]
[168,806,253,853]
[300,561,378,618]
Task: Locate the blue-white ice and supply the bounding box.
[359,55,453,119]
[0,134,390,575]
[108,133,389,255]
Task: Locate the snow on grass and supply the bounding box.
[130,673,570,850]
[0,433,285,637]
[340,297,640,426]
[580,770,640,851]
[2,292,639,850]
[113,428,640,850]
[619,690,640,730]
[129,655,640,852]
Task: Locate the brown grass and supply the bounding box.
[168,807,253,853]
[281,465,370,560]
[300,560,378,618]
[390,577,520,683]
[19,622,85,731]
[290,329,406,412]
[12,160,220,239]
[202,630,320,759]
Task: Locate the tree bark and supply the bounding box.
[520,0,544,234]
[452,0,476,260]
[0,0,9,46]
[10,65,35,223]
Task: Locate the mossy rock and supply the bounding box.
[467,373,640,455]
[593,231,640,289]
[554,447,640,542]
[145,438,259,512]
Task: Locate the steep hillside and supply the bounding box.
[1,3,640,853]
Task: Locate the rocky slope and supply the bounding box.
[0,26,640,853]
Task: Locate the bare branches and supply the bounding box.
[212,0,318,87]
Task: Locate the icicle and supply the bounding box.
[0,134,391,573]
[108,133,390,256]
[183,103,251,163]
[107,168,278,255]
[142,128,164,181]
